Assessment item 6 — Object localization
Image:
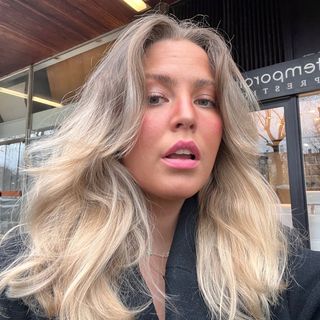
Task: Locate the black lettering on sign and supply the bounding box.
[244,54,320,100]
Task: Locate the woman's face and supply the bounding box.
[123,39,223,204]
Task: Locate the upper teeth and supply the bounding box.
[175,149,192,155]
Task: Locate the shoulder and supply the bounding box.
[287,248,320,319]
[273,248,320,320]
[289,247,320,290]
[0,234,34,320]
[0,295,32,320]
[0,233,25,270]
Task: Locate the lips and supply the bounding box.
[161,141,200,169]
[166,149,196,160]
[163,140,200,160]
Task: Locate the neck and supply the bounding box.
[147,196,185,255]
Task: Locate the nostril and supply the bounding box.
[175,121,195,130]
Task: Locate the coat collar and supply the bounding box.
[121,195,211,319]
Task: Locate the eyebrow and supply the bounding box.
[194,78,215,89]
[145,73,177,87]
[145,73,215,89]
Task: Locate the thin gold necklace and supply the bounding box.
[147,249,169,258]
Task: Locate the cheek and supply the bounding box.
[125,113,164,163]
[215,114,223,132]
[138,117,154,141]
[202,115,223,169]
[138,112,166,143]
[203,114,223,140]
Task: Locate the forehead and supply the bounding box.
[143,39,214,79]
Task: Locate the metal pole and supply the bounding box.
[25,65,34,145]
[23,65,34,192]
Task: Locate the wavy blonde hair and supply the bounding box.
[0,14,287,320]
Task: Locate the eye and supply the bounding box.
[194,98,217,108]
[147,94,168,106]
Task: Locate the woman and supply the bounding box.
[1,14,320,320]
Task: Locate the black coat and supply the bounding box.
[1,197,320,319]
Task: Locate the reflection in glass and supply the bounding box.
[299,93,320,250]
[253,107,292,227]
[0,40,115,236]
[32,43,111,135]
[0,71,28,140]
[0,142,24,236]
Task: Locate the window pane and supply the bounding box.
[32,43,111,135]
[299,93,320,250]
[253,107,292,227]
[0,71,28,140]
[0,141,24,236]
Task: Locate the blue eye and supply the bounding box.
[147,95,168,106]
[195,98,217,108]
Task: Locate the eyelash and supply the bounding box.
[194,98,217,108]
[147,94,168,106]
[146,94,217,108]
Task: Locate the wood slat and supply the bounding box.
[46,43,112,102]
[0,0,179,78]
[0,25,56,74]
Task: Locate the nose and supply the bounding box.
[171,97,196,131]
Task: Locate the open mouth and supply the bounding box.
[165,149,196,160]
[162,141,200,169]
[163,141,200,161]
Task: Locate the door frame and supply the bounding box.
[260,96,310,247]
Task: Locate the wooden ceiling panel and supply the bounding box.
[63,0,135,30]
[24,0,118,37]
[46,43,111,102]
[0,25,56,73]
[0,0,177,78]
[0,1,89,50]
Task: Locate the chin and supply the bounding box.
[155,188,200,202]
[140,179,208,204]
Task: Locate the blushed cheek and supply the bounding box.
[140,115,153,134]
[139,113,166,141]
[215,119,223,136]
[206,116,223,137]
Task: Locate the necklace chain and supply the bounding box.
[147,249,169,258]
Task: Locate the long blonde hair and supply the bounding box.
[0,14,287,320]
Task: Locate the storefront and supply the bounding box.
[0,31,118,235]
[245,53,320,249]
[0,0,319,248]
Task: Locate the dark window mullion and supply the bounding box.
[284,97,310,247]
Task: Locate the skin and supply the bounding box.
[122,39,223,319]
[123,39,222,210]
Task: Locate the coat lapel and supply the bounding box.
[121,196,211,319]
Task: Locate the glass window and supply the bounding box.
[0,39,115,236]
[299,93,320,250]
[253,106,292,227]
[0,141,25,236]
[31,43,111,137]
[0,70,28,140]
